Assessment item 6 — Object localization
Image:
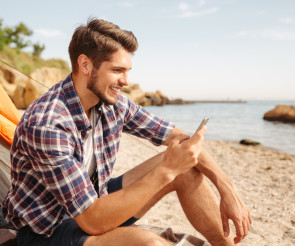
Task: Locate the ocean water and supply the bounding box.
[144,101,295,154]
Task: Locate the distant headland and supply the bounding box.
[121,83,246,106]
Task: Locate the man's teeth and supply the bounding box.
[111,87,120,92]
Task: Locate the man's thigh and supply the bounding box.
[122,152,164,188]
[84,226,172,246]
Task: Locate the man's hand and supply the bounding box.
[220,186,252,244]
[162,126,206,179]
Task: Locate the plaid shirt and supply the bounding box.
[2,74,174,236]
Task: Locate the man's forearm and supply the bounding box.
[196,147,235,196]
[75,165,173,235]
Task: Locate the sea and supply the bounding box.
[144,100,295,155]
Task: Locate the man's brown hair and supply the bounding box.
[68,18,138,74]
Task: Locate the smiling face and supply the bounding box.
[87,48,132,105]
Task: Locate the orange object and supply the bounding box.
[0,84,20,144]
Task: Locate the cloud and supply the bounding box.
[178,3,190,11]
[261,29,295,41]
[105,1,138,8]
[35,29,64,38]
[236,30,257,37]
[199,0,206,7]
[177,1,217,18]
[279,17,295,24]
[236,29,295,41]
[179,7,218,18]
[120,2,134,7]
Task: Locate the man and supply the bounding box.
[2,18,251,246]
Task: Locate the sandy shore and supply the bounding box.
[113,133,295,246]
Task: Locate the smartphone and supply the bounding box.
[196,117,209,131]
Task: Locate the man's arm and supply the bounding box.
[75,164,173,235]
[163,127,252,244]
[75,128,206,235]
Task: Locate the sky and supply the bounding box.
[1,0,295,100]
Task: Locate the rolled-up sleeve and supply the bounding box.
[122,98,175,146]
[24,125,97,218]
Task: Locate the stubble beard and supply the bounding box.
[87,70,117,106]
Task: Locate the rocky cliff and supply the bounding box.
[0,64,192,109]
[121,84,194,106]
[0,64,63,109]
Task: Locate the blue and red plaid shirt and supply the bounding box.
[2,74,174,236]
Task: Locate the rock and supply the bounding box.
[144,91,168,106]
[0,65,63,109]
[12,84,26,109]
[167,98,186,105]
[0,64,27,101]
[240,139,260,146]
[167,98,195,105]
[122,84,169,106]
[24,67,63,108]
[121,84,145,104]
[0,64,27,86]
[263,105,295,123]
[0,76,16,98]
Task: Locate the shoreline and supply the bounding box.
[114,133,295,246]
[194,100,246,104]
[208,138,295,156]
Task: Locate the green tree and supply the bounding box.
[33,42,45,57]
[4,22,33,51]
[0,19,6,50]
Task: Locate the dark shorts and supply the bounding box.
[17,175,138,246]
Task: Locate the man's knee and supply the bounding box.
[122,227,171,246]
[84,227,171,246]
[140,230,172,246]
[174,167,204,190]
[144,237,171,246]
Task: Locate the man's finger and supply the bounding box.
[248,210,252,227]
[242,220,248,239]
[169,134,190,146]
[221,214,230,237]
[233,221,244,244]
[189,125,206,143]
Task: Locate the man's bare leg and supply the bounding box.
[122,153,235,246]
[174,168,235,246]
[84,226,172,246]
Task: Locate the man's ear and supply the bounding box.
[77,54,92,76]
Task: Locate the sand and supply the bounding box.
[113,133,295,246]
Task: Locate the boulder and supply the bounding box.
[12,84,26,109]
[0,64,27,101]
[121,84,145,104]
[240,139,260,146]
[0,76,16,98]
[24,67,63,108]
[0,64,27,86]
[121,84,169,106]
[144,91,168,106]
[263,105,295,123]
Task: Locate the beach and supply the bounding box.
[113,133,295,246]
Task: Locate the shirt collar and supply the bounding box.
[62,74,91,133]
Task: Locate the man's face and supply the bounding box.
[87,49,132,105]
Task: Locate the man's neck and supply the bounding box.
[72,73,99,119]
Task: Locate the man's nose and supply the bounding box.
[119,72,129,86]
